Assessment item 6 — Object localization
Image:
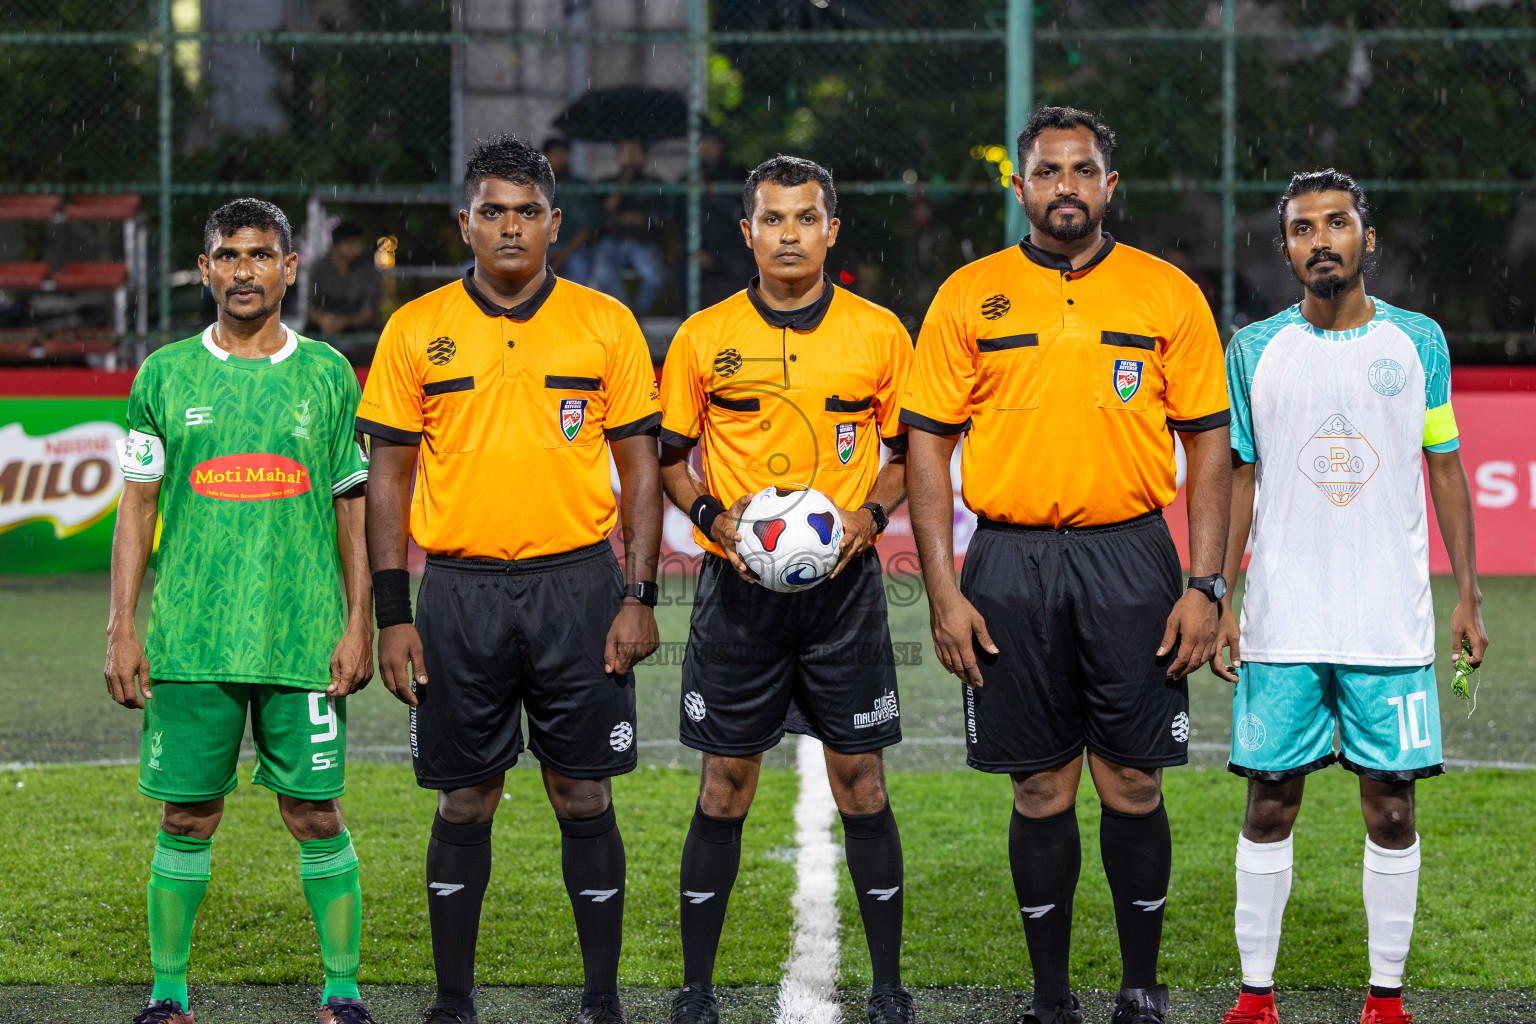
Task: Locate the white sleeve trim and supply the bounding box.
[331,468,368,495]
[117,430,166,481]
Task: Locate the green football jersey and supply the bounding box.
[121,326,368,688]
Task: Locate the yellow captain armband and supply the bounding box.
[1423,401,1459,450]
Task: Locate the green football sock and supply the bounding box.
[300,830,362,1002]
[147,830,212,1008]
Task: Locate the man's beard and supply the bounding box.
[1301,251,1361,300]
[1027,196,1100,242]
[220,285,278,321]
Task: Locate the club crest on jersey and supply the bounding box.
[559,398,587,441]
[427,336,455,366]
[981,294,1010,320]
[835,421,856,464]
[1114,359,1144,403]
[713,348,742,378]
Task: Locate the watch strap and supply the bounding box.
[623,581,659,607]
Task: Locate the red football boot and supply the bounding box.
[1361,993,1413,1024]
[1222,991,1280,1024]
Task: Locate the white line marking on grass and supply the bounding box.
[776,733,842,1024]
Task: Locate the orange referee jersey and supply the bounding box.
[660,275,911,556]
[901,236,1228,528]
[357,269,661,560]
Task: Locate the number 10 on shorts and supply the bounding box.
[309,692,339,771]
[1387,691,1432,751]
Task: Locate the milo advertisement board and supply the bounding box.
[0,397,128,572]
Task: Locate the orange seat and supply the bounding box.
[0,262,51,288]
[63,194,142,221]
[0,195,62,219]
[0,327,42,359]
[52,262,129,290]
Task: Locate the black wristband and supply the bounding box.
[373,568,412,629]
[690,494,727,537]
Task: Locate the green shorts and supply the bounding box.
[139,680,347,803]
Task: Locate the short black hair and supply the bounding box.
[1277,168,1372,238]
[331,220,364,244]
[463,133,556,207]
[1015,106,1116,171]
[203,198,292,256]
[742,155,837,219]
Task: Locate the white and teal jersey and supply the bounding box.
[1227,300,1459,666]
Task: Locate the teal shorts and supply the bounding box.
[1228,662,1443,782]
[140,681,347,803]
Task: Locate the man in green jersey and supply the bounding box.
[105,198,376,1024]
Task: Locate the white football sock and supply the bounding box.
[1363,834,1421,989]
[1234,832,1294,988]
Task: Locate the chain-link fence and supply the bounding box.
[2,0,1533,361]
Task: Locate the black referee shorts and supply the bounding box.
[960,510,1188,774]
[679,550,902,757]
[411,541,637,790]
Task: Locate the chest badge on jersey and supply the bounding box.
[981,294,1010,320]
[1114,359,1144,403]
[835,421,856,465]
[1298,413,1381,507]
[560,398,588,441]
[427,336,456,366]
[713,348,742,378]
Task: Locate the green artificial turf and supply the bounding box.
[0,762,795,989]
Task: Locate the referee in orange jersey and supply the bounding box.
[658,157,915,1024]
[358,134,662,1024]
[904,108,1232,1024]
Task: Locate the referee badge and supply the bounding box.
[560,398,587,441]
[1114,359,1144,403]
[835,421,856,465]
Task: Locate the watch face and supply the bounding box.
[1212,577,1228,600]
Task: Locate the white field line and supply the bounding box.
[775,733,843,1024]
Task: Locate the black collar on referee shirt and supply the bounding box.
[1019,232,1116,276]
[461,265,558,320]
[746,273,835,331]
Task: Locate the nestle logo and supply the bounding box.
[427,336,455,366]
[981,294,1010,320]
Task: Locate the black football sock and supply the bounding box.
[679,803,746,988]
[1009,806,1081,1003]
[1100,799,1172,991]
[841,802,905,990]
[426,813,493,1011]
[558,804,626,1005]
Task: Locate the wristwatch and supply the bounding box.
[623,581,660,607]
[1186,574,1228,602]
[860,500,890,533]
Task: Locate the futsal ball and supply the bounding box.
[734,484,845,593]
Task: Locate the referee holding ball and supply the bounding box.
[358,134,662,1024]
[658,156,915,1024]
[904,108,1232,1024]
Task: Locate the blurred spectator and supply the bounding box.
[307,221,381,336]
[543,138,597,285]
[697,128,754,306]
[589,137,670,314]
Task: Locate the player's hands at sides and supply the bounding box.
[327,619,375,698]
[1159,589,1218,679]
[104,626,153,709]
[605,597,660,676]
[929,585,998,689]
[379,622,427,707]
[712,494,756,583]
[831,505,879,579]
[1212,601,1241,683]
[1450,596,1489,668]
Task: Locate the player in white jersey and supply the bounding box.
[1213,170,1488,1024]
